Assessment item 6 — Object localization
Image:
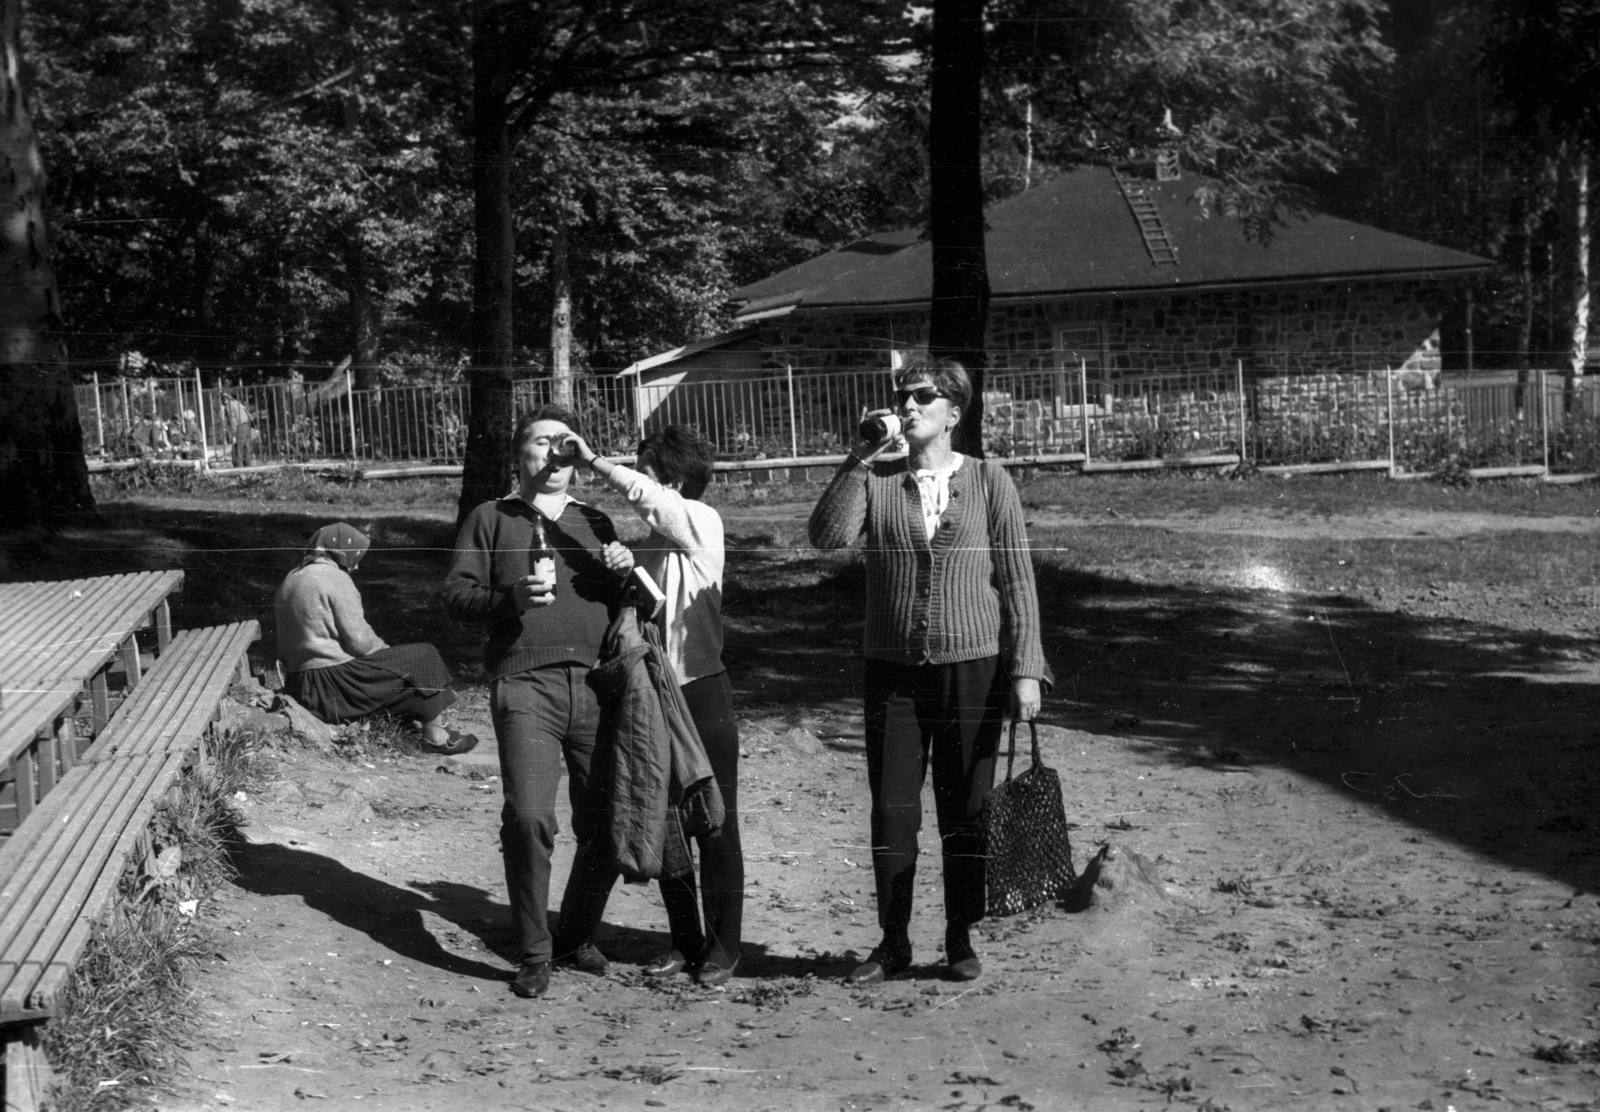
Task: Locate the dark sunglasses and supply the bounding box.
[894,386,950,407]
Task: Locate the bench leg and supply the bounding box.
[89,672,110,741]
[55,718,75,777]
[155,599,173,653]
[2,1023,55,1112]
[35,728,58,798]
[119,636,143,691]
[12,751,35,826]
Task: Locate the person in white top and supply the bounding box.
[571,425,745,987]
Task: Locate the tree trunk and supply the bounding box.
[1514,193,1535,417]
[927,0,989,458]
[458,10,518,528]
[344,226,382,392]
[1570,149,1590,412]
[550,220,573,408]
[0,0,94,531]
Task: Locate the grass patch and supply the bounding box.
[40,726,272,1111]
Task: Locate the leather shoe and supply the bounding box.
[510,959,550,998]
[847,944,911,986]
[642,950,687,977]
[695,953,739,987]
[944,926,982,981]
[558,940,609,976]
[421,727,479,756]
[946,954,983,981]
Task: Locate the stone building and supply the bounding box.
[622,165,1492,458]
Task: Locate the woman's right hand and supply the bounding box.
[513,574,555,611]
[857,408,900,460]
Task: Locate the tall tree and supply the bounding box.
[1482,0,1600,391]
[1,0,93,530]
[927,0,990,457]
[453,0,904,523]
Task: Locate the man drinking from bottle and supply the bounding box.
[443,405,633,998]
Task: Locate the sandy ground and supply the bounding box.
[160,502,1600,1112]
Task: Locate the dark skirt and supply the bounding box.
[287,643,456,725]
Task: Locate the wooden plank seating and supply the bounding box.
[0,572,184,829]
[0,619,257,1112]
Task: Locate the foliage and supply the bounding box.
[27,0,467,373]
[983,0,1392,230]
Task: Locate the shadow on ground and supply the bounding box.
[231,839,829,983]
[10,503,1600,897]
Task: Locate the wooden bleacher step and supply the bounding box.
[0,619,258,1020]
[80,621,260,764]
[0,752,187,1016]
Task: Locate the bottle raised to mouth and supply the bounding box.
[547,434,580,465]
[859,412,901,444]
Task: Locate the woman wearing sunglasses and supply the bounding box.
[808,356,1052,984]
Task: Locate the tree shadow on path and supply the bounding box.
[721,542,1600,897]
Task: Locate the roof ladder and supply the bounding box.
[1113,167,1180,267]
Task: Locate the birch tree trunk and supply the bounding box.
[550,220,573,409]
[0,0,94,529]
[1570,150,1590,411]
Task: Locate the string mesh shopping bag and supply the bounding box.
[983,719,1077,917]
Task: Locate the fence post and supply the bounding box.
[1386,367,1396,476]
[194,367,210,470]
[1541,369,1549,473]
[785,362,798,459]
[1080,357,1090,464]
[92,370,104,455]
[120,378,130,454]
[1235,359,1246,464]
[346,367,358,464]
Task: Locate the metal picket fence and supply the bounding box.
[75,365,1600,476]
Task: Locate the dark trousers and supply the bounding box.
[863,655,1006,932]
[656,671,744,962]
[490,665,617,964]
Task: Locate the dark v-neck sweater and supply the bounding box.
[443,495,622,679]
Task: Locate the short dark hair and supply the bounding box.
[895,356,972,417]
[636,425,715,500]
[512,403,585,454]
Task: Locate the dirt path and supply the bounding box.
[160,505,1600,1112]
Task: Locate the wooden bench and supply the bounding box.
[0,572,184,828]
[0,620,258,1112]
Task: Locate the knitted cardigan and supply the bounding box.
[808,454,1053,686]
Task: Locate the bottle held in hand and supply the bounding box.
[859,412,901,444]
[529,514,557,599]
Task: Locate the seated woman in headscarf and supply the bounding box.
[275,522,478,754]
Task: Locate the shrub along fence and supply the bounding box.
[76,365,1600,478]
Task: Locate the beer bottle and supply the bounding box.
[530,512,557,597]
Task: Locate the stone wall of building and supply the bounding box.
[755,279,1445,380]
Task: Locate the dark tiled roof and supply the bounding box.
[728,166,1493,316]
